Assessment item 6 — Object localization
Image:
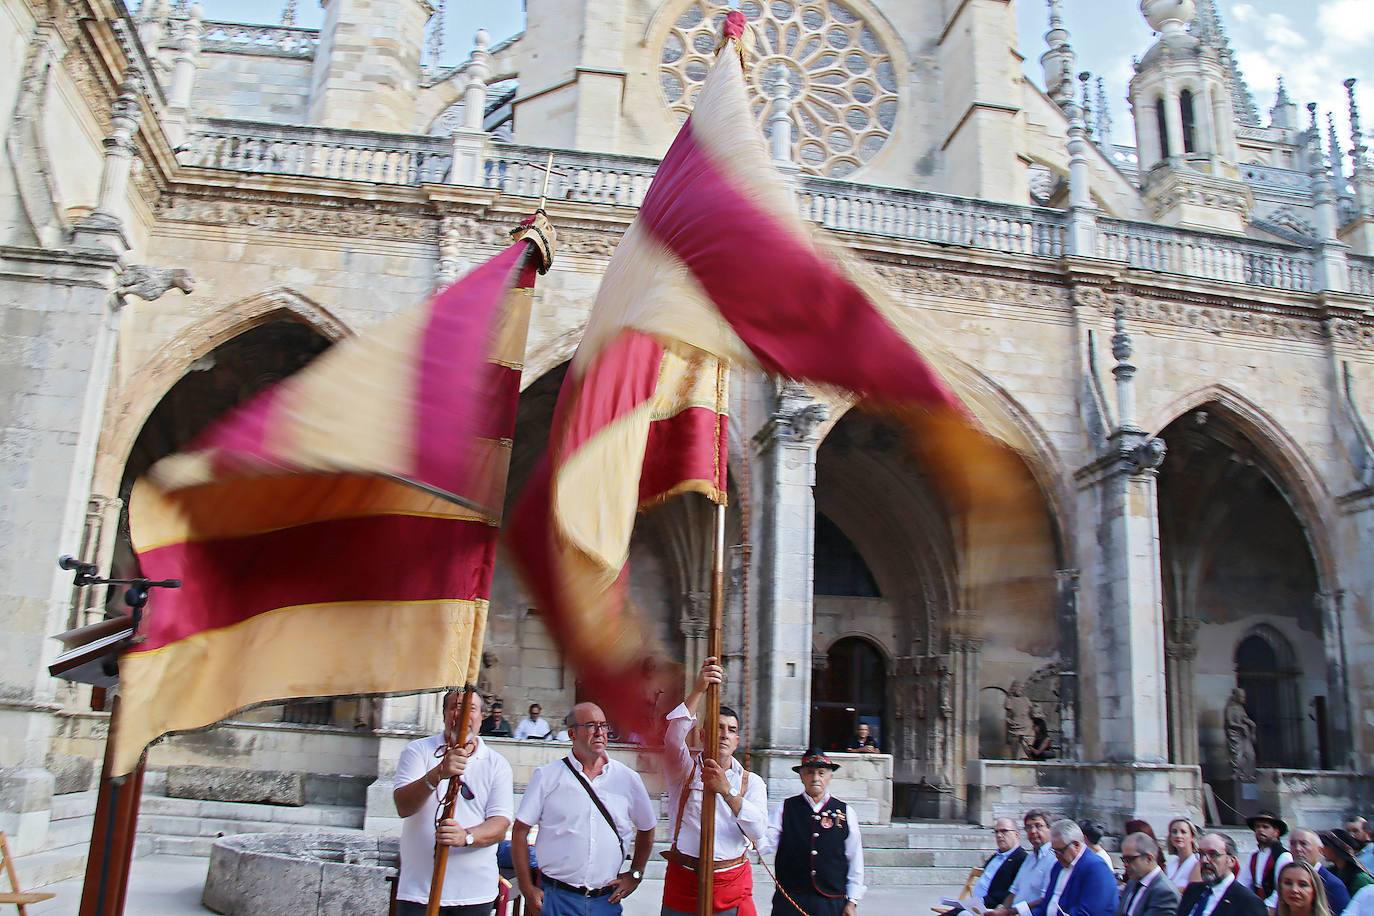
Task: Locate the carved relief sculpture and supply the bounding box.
[1005,680,1036,759]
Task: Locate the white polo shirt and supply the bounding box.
[516,754,657,889]
[394,734,514,906]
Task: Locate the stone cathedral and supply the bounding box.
[3,0,1374,881]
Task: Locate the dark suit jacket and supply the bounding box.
[1176,879,1267,916]
[983,847,1030,908]
[1318,865,1352,915]
[1116,873,1182,916]
[1032,851,1119,916]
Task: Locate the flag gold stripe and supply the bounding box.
[112,598,487,775]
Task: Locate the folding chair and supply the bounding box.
[0,832,55,915]
[932,865,984,914]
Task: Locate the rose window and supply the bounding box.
[658,0,899,179]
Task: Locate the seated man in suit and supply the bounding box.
[948,818,1029,915]
[1033,820,1118,916]
[1178,833,1267,916]
[1117,833,1182,916]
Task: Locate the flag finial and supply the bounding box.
[717,9,751,68]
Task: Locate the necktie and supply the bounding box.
[1124,884,1142,916]
[1189,889,1211,916]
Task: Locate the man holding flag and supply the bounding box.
[661,658,768,916]
[393,689,514,915]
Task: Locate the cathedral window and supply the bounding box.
[1180,89,1197,154]
[658,0,899,178]
[1155,96,1170,158]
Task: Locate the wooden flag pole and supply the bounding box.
[697,501,728,916]
[426,686,476,916]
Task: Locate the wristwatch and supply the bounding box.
[630,869,643,881]
[464,833,476,846]
[726,786,740,799]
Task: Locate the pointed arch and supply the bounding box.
[1147,383,1337,590]
[92,288,352,497]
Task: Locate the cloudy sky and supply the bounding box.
[211,0,1372,161]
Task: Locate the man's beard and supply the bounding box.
[1201,866,1223,886]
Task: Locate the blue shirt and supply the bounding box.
[1010,845,1057,915]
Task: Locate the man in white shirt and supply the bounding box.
[661,657,768,916]
[514,703,554,740]
[1115,833,1180,916]
[992,810,1057,916]
[1177,833,1266,916]
[757,748,865,916]
[512,701,657,916]
[1238,812,1291,910]
[393,689,514,916]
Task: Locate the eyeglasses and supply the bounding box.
[1051,844,1070,855]
[1200,850,1231,861]
[994,829,1018,835]
[1121,854,1147,863]
[572,722,611,733]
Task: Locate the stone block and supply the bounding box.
[166,765,305,806]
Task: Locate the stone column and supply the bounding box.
[950,633,982,815]
[1075,308,1170,764]
[750,381,826,762]
[1162,86,1185,160]
[1133,98,1162,170]
[1054,569,1081,759]
[72,73,143,257]
[449,30,492,187]
[1316,590,1354,769]
[1164,617,1199,765]
[1195,83,1216,156]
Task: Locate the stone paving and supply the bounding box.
[29,853,952,915]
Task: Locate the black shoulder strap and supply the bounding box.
[562,757,626,861]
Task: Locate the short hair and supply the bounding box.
[1024,808,1053,828]
[1051,819,1084,845]
[1124,818,1157,840]
[719,705,739,724]
[1345,816,1368,831]
[1202,832,1238,858]
[993,817,1019,832]
[1079,820,1106,845]
[529,703,540,713]
[1126,833,1160,860]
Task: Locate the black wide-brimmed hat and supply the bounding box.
[793,748,841,772]
[1247,810,1288,836]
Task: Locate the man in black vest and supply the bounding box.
[1238,811,1291,909]
[758,749,865,916]
[941,817,1029,915]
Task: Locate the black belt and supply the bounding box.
[539,871,618,898]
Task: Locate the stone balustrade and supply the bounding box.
[172,125,1358,297]
[178,119,451,184]
[797,182,1067,258]
[195,21,319,58]
[1350,256,1374,297]
[1098,218,1316,291]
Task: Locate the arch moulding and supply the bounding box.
[91,288,353,496]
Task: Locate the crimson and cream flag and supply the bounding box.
[507,12,1052,733]
[112,221,551,776]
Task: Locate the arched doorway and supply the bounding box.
[1157,403,1326,775]
[1234,627,1303,768]
[811,636,886,751]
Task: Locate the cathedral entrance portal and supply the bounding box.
[810,636,886,751]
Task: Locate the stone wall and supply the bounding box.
[966,759,1205,829]
[190,52,313,123]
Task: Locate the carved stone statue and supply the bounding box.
[1005,681,1036,759]
[1224,688,1258,780]
[117,265,195,301]
[477,649,504,706]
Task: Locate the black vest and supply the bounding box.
[775,794,850,898]
[983,846,1029,908]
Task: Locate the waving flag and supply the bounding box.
[111,217,554,776]
[507,13,1052,731]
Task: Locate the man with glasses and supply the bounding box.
[1030,820,1117,916]
[991,810,1057,916]
[946,818,1028,915]
[511,702,657,916]
[1177,833,1266,916]
[393,689,515,915]
[661,656,769,916]
[1116,833,1181,916]
[1289,828,1350,915]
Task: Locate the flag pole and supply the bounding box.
[697,359,729,916]
[426,686,476,916]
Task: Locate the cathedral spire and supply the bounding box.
[1270,76,1297,130]
[1329,113,1348,189]
[280,0,297,27]
[1041,0,1077,111]
[426,0,447,71]
[1189,0,1260,126]
[1095,77,1113,148]
[1348,78,1369,172]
